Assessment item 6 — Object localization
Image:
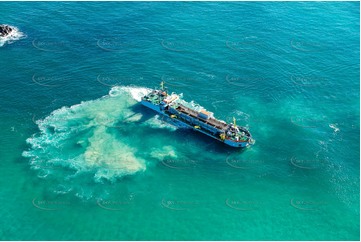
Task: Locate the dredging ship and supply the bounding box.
[141,82,255,148]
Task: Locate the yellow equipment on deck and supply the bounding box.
[220,133,226,140]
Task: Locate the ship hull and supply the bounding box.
[140,100,250,148]
[140,100,161,113]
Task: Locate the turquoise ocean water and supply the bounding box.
[0,2,359,240]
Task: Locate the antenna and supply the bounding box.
[233,117,236,126]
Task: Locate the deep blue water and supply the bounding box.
[0,2,359,240]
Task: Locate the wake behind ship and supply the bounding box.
[141,82,255,148]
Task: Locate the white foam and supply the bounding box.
[23,86,148,182]
[142,115,177,131]
[54,185,72,195]
[0,25,25,47]
[24,85,197,187]
[329,123,340,133]
[115,86,152,101]
[150,145,178,160]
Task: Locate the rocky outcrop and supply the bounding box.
[0,25,13,37]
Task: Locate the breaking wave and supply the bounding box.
[0,25,25,47]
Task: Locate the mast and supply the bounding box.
[160,81,167,96]
[160,81,165,91]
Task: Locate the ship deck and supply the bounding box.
[175,104,229,131]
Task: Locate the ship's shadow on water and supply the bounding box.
[128,103,154,124]
[175,129,249,153]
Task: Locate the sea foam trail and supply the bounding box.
[0,25,25,47]
[22,86,166,185]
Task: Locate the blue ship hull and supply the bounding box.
[140,99,252,148]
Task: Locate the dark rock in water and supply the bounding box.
[0,25,13,37]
